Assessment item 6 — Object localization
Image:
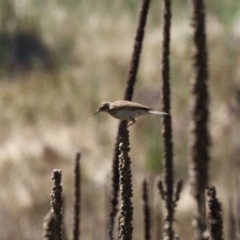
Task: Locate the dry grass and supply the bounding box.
[0,0,239,239]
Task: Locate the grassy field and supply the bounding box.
[0,0,240,239]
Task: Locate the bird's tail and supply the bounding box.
[149,110,168,115]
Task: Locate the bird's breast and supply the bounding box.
[109,108,148,120]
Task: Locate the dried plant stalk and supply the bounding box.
[118,124,133,240]
[72,153,81,240]
[189,0,210,239]
[142,179,151,240]
[43,169,63,240]
[206,185,223,240]
[43,211,57,240]
[160,0,179,239]
[108,0,151,239]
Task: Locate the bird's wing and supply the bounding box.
[110,100,152,111]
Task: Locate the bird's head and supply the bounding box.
[94,101,111,115]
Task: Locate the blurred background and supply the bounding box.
[0,0,239,239]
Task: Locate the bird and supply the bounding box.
[94,100,168,128]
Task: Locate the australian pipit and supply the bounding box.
[95,100,167,127]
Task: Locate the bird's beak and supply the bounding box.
[94,110,99,115]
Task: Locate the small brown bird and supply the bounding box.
[95,100,167,127]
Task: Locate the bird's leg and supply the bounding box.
[126,118,136,128]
